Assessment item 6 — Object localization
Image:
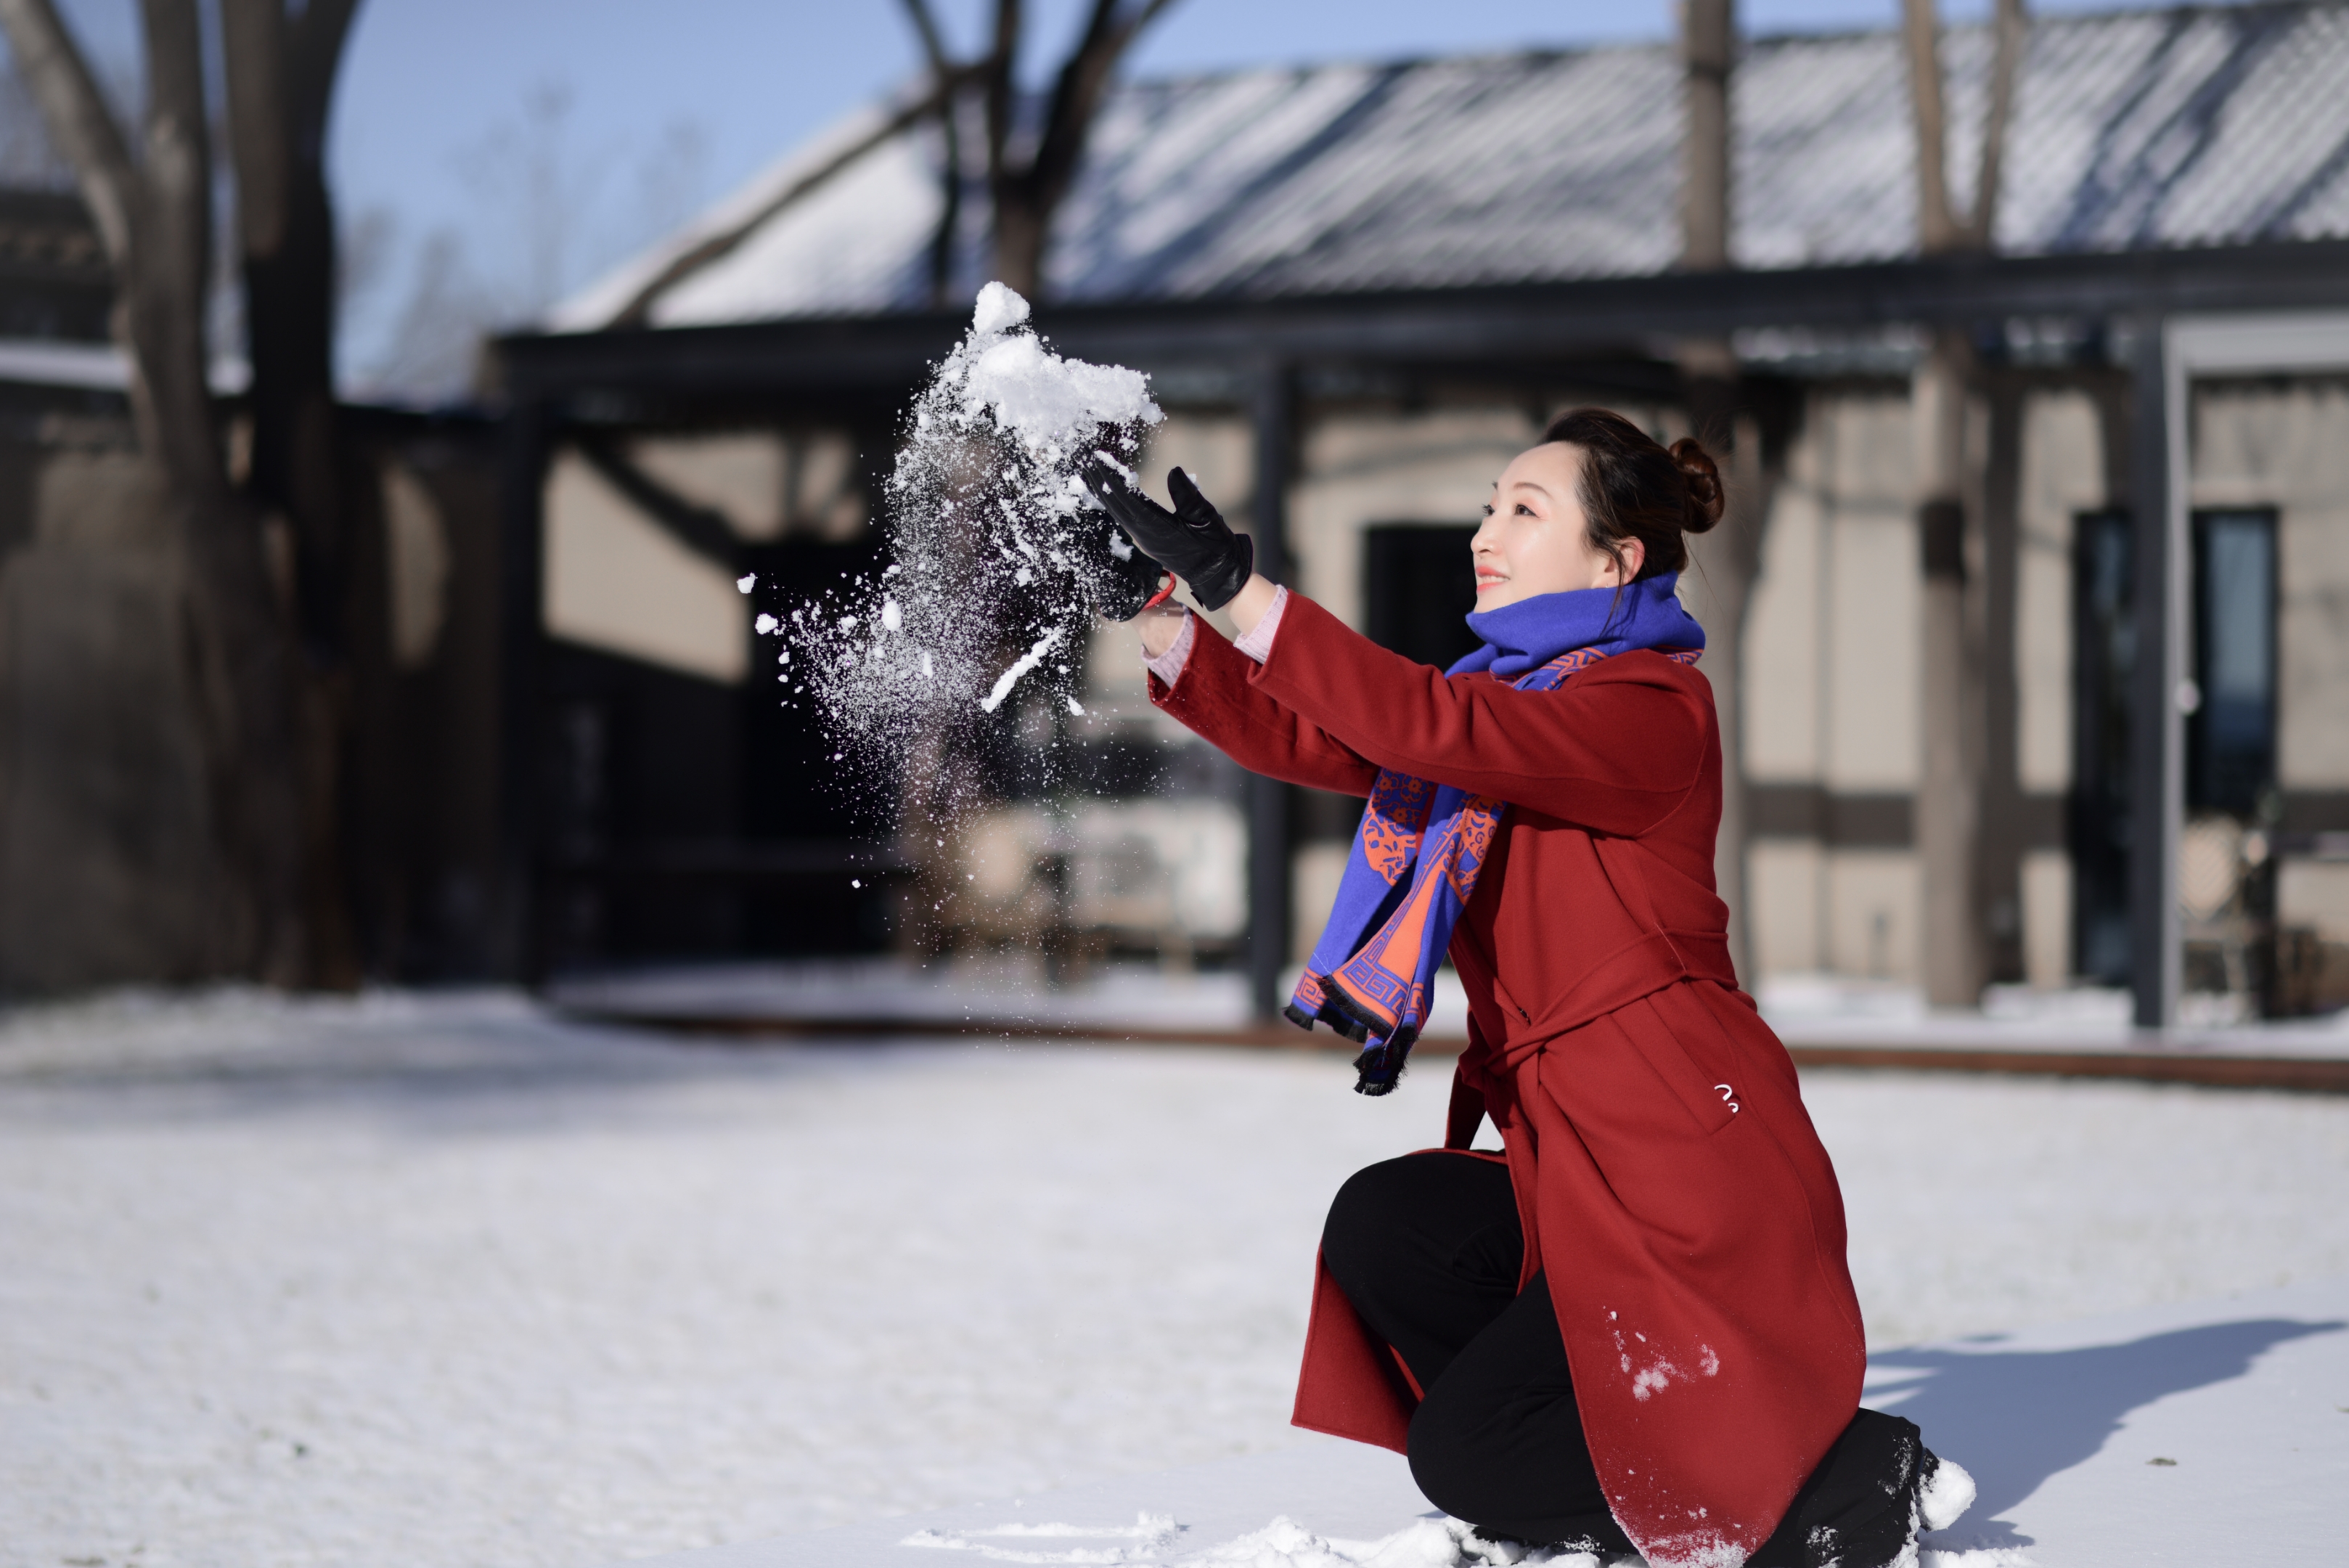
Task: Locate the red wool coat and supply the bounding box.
[1152,595,1866,1568]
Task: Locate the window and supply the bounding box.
[1363,524,1481,669]
[2072,510,2133,985]
[2189,509,2279,817]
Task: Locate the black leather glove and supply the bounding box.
[1082,460,1255,611]
[1078,517,1169,623]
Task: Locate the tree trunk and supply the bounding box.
[978,0,1172,299]
[0,0,311,984]
[1677,0,1765,979]
[1682,407,1775,983]
[224,0,362,984]
[990,195,1046,298]
[1904,0,2026,1008]
[1681,0,1732,274]
[1902,0,1960,254]
[1913,330,1985,1007]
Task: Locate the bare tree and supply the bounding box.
[608,2,1173,327]
[1903,0,2026,1008]
[973,0,1175,295]
[0,0,355,984]
[902,0,1184,299]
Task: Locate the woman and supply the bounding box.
[1084,411,1969,1568]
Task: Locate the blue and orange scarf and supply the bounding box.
[1285,573,1706,1093]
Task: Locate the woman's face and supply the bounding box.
[1470,442,1644,610]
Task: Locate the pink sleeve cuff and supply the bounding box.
[1145,611,1198,687]
[1232,585,1289,664]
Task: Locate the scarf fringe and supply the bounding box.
[1286,973,1415,1093]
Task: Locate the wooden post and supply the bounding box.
[1248,364,1294,1020]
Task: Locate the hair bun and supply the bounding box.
[1669,438,1725,533]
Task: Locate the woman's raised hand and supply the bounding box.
[1076,515,1171,622]
[1082,460,1255,611]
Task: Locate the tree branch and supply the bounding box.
[610,70,973,327]
[1902,0,1958,255]
[898,0,951,72]
[131,0,224,494]
[1679,0,1733,271]
[0,0,137,261]
[1024,0,1167,224]
[1967,0,2025,251]
[898,0,963,306]
[221,0,291,257]
[983,0,1020,208]
[139,0,209,236]
[287,0,361,138]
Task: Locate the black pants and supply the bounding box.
[1320,1153,1928,1565]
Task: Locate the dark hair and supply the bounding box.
[1539,407,1724,581]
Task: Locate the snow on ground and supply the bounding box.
[2,989,2345,1568]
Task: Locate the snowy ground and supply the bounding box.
[4,990,2346,1568]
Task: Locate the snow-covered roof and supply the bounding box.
[552,3,2349,333]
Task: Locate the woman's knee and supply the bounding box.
[1404,1384,1486,1523]
[1319,1157,1418,1284]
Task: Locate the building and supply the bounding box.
[499,3,2349,1023]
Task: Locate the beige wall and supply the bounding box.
[2191,379,2349,789]
[540,426,870,684]
[1290,405,1539,629]
[1746,393,1923,794]
[2016,391,2106,793]
[1740,392,1926,983]
[543,452,749,683]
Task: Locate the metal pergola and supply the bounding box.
[497,237,2349,1027]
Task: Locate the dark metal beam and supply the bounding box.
[496,396,552,983]
[2126,318,2176,1029]
[497,240,2349,403]
[1246,362,1295,1022]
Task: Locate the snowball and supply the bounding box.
[881,600,903,633]
[963,332,1160,450]
[736,573,756,593]
[1919,1457,1977,1532]
[754,613,779,634]
[970,279,1030,340]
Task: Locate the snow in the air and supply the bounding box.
[773,285,1160,813]
[4,987,2345,1568]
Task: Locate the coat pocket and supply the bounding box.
[1630,992,1741,1136]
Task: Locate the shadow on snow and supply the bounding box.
[1867,1315,2345,1548]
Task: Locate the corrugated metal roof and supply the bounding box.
[552,3,2349,332]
